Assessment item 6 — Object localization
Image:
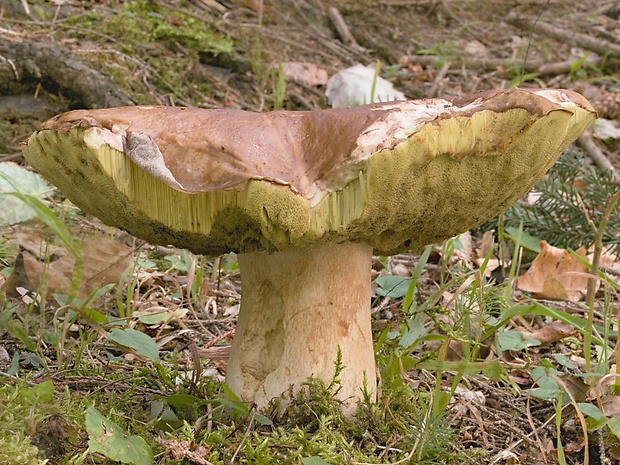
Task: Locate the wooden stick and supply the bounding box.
[507,13,620,58]
[0,39,134,108]
[327,6,364,51]
[399,54,606,76]
[427,61,450,97]
[577,132,620,184]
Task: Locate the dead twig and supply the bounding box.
[577,132,620,184]
[326,6,364,52]
[525,395,549,465]
[0,40,133,108]
[427,61,450,97]
[0,153,23,163]
[400,54,606,76]
[507,13,620,58]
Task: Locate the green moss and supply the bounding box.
[102,0,233,57]
[59,0,233,105]
[0,431,43,465]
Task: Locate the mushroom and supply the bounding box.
[22,88,595,414]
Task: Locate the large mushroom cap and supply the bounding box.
[23,88,596,255]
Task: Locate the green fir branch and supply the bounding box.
[502,149,620,256]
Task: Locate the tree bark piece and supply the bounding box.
[226,241,376,415]
[0,39,133,108]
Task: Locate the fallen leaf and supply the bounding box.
[280,62,328,87]
[3,238,133,301]
[159,439,213,465]
[491,450,519,464]
[588,246,617,269]
[602,395,620,419]
[85,407,153,465]
[3,253,72,298]
[563,440,584,454]
[517,320,578,345]
[78,238,134,296]
[11,226,65,259]
[463,40,489,58]
[475,230,495,259]
[562,375,590,403]
[517,241,590,301]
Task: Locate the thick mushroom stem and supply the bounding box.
[226,241,376,414]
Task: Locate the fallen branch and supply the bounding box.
[507,13,620,58]
[0,39,133,108]
[427,61,450,97]
[327,6,364,51]
[577,131,620,184]
[399,54,605,77]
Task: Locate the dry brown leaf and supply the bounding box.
[455,231,473,262]
[517,241,590,301]
[3,238,133,301]
[473,257,501,277]
[517,320,578,345]
[79,238,134,296]
[475,230,495,259]
[561,375,590,403]
[280,62,328,87]
[3,252,73,298]
[471,231,505,276]
[11,226,65,259]
[588,246,617,269]
[601,395,620,418]
[158,439,214,465]
[563,440,584,454]
[463,40,489,58]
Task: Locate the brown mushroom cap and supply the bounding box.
[23,88,596,255]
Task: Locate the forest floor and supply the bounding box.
[0,1,619,464]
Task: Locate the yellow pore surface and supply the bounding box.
[25,104,594,255]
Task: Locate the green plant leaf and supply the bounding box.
[482,360,505,382]
[530,366,562,400]
[505,227,541,252]
[0,162,51,225]
[402,244,432,313]
[17,381,54,404]
[398,313,427,349]
[7,322,37,352]
[164,254,189,272]
[301,457,331,465]
[374,276,410,298]
[106,328,159,362]
[85,407,153,465]
[253,412,273,427]
[133,307,188,325]
[485,303,606,348]
[554,354,577,371]
[607,417,620,439]
[496,330,541,352]
[577,403,608,431]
